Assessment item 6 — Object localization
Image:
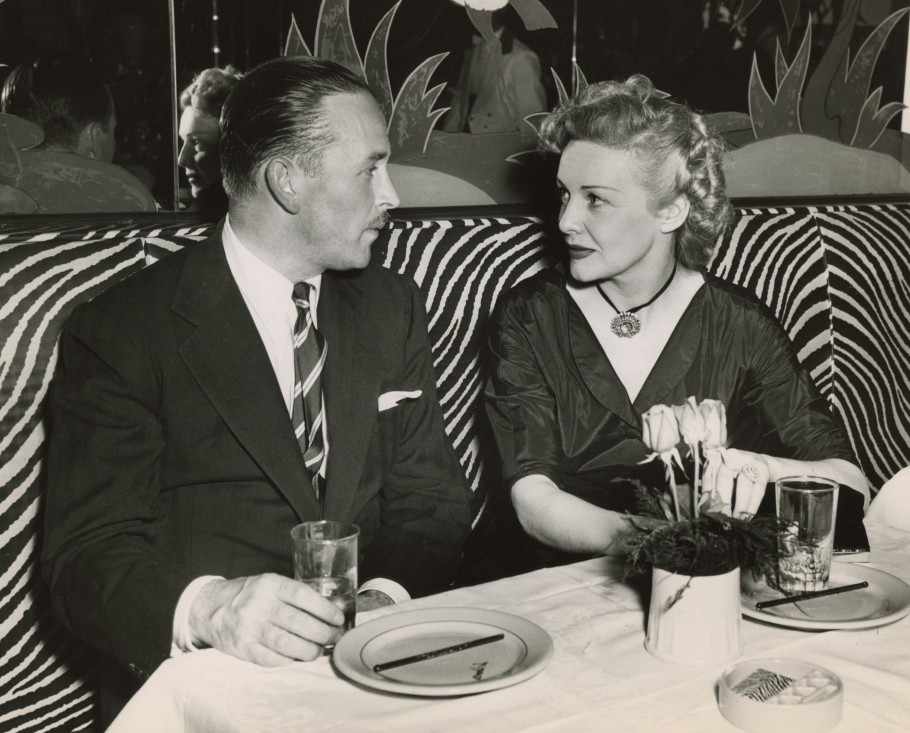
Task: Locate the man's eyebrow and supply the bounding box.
[365,151,389,164]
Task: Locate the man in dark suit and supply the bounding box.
[43,57,472,724]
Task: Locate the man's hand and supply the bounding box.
[189,574,345,665]
[357,589,395,612]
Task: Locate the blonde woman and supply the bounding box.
[178,65,242,215]
[484,75,869,566]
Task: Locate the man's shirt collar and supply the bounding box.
[222,215,322,335]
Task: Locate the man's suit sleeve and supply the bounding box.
[359,278,472,597]
[42,301,193,680]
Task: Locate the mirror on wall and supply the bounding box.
[1,0,908,215]
[0,0,173,213]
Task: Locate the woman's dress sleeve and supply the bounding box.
[484,304,565,489]
[738,302,855,463]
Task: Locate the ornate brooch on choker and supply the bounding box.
[597,262,678,338]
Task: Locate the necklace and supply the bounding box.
[596,261,678,338]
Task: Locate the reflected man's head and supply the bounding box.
[220,57,399,280]
[178,66,242,199]
[1,54,116,162]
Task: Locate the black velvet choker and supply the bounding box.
[596,261,678,338]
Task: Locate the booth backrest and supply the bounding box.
[2,202,909,730]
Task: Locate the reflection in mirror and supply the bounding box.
[1,0,908,214]
[438,7,548,135]
[173,0,909,205]
[176,65,242,215]
[0,53,157,213]
[170,0,564,208]
[0,0,173,213]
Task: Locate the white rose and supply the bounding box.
[698,398,727,450]
[673,396,707,446]
[641,404,680,455]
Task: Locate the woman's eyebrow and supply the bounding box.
[557,180,619,193]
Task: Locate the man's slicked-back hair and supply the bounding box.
[220,56,374,201]
[1,53,114,153]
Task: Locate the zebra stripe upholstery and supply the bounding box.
[376,217,561,515]
[710,208,834,395]
[815,205,910,490]
[1,203,908,730]
[0,220,215,733]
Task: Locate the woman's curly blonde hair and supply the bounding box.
[538,75,732,270]
[180,65,243,120]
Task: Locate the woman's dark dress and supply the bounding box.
[478,268,858,572]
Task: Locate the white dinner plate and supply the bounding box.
[332,607,553,696]
[742,562,910,630]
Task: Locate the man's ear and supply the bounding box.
[264,158,302,214]
[77,123,103,160]
[659,195,690,234]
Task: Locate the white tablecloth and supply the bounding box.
[109,521,910,733]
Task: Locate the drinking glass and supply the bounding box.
[775,477,839,593]
[291,520,359,649]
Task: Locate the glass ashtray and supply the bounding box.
[718,658,843,733]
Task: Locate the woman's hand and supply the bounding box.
[511,474,643,556]
[702,452,870,520]
[703,448,769,519]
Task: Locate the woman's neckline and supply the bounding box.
[565,267,708,403]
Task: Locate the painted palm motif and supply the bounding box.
[735,0,908,148]
[283,0,557,157]
[284,0,446,157]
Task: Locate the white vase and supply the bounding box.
[645,566,742,665]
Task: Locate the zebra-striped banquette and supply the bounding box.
[2,201,909,731]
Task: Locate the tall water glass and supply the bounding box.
[776,477,839,593]
[291,520,359,648]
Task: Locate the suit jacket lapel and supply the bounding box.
[319,271,378,520]
[172,235,320,521]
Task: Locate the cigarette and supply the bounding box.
[372,632,505,672]
[756,581,869,610]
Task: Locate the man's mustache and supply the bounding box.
[369,213,390,229]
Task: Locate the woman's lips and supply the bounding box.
[567,245,595,259]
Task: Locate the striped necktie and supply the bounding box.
[292,282,327,498]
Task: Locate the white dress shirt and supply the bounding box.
[171,218,407,655]
[222,216,326,432]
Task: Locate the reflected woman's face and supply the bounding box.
[177,107,221,199]
[556,141,669,284]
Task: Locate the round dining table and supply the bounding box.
[108,520,910,733]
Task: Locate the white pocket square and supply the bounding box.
[378,390,423,412]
